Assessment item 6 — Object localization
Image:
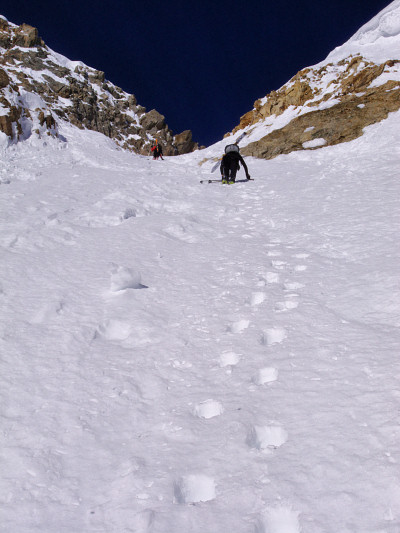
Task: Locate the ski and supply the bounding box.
[210,130,248,173]
[211,160,221,173]
[200,178,254,184]
[235,130,247,144]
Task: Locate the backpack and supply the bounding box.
[221,151,240,170]
[224,144,240,154]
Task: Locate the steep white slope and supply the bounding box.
[326,0,400,63]
[1,107,399,532]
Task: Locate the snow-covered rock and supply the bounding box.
[227,0,400,159]
[0,16,197,154]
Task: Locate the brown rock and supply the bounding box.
[174,130,197,154]
[136,105,146,116]
[0,115,13,137]
[38,111,56,129]
[0,18,9,30]
[241,83,400,160]
[341,63,386,94]
[42,74,70,96]
[128,94,137,108]
[13,24,43,48]
[123,137,145,152]
[88,70,105,84]
[0,68,10,89]
[45,61,69,78]
[140,109,166,131]
[0,17,197,154]
[230,55,400,158]
[0,23,11,49]
[284,79,313,107]
[4,49,46,70]
[0,106,22,138]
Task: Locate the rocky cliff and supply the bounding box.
[226,1,400,159]
[0,16,198,155]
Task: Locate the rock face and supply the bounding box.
[243,83,400,159]
[227,11,400,161]
[174,130,197,154]
[0,16,198,155]
[238,57,400,159]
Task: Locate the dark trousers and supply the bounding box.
[221,159,238,181]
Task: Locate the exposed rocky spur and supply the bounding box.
[231,55,400,159]
[0,15,198,155]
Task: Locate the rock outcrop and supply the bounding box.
[173,130,197,154]
[242,81,400,159]
[228,53,400,159]
[0,67,9,88]
[0,16,197,155]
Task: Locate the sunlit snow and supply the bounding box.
[1,2,400,532]
[1,107,399,532]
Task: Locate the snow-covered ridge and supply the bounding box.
[327,0,400,63]
[224,0,400,160]
[0,17,197,154]
[0,14,16,28]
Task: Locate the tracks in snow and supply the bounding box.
[0,150,313,532]
[85,176,311,531]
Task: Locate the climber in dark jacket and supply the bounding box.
[220,144,250,184]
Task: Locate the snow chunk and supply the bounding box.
[194,399,224,419]
[250,291,266,306]
[220,351,240,367]
[253,367,279,385]
[96,319,132,341]
[258,506,301,533]
[110,265,145,291]
[174,474,216,503]
[265,272,280,284]
[284,282,305,290]
[302,138,327,149]
[247,425,288,451]
[262,327,287,346]
[230,319,250,333]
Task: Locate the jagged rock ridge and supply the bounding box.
[226,1,400,159]
[0,16,198,155]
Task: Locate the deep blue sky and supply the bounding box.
[2,0,391,146]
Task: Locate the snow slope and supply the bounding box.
[326,0,400,63]
[1,106,400,532]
